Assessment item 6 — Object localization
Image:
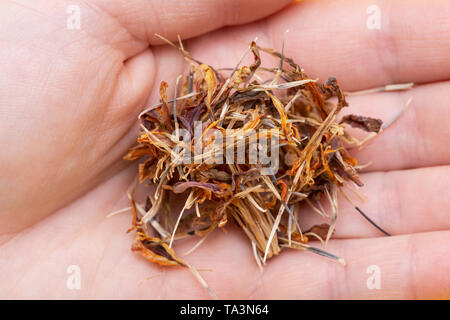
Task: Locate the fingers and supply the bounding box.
[162,229,450,299]
[299,166,450,238]
[187,0,450,91]
[341,81,450,172]
[90,0,292,56]
[2,165,448,299]
[267,0,450,89]
[259,231,450,299]
[166,33,450,173]
[184,33,450,172]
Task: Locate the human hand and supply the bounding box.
[0,0,448,299]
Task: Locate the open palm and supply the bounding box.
[0,0,448,299]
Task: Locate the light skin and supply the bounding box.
[0,0,449,299]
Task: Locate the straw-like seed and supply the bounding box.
[123,34,410,297]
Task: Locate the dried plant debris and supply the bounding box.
[122,34,410,298]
